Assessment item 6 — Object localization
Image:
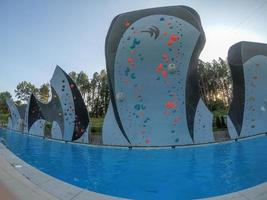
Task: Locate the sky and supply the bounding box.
[0,0,267,97]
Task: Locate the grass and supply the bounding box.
[0,113,104,134]
[90,117,104,135]
[0,114,8,126]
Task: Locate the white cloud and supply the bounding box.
[200,26,266,62]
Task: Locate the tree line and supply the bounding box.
[0,58,232,121]
[198,58,232,117]
[2,69,110,118]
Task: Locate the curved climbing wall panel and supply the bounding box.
[103,6,211,146]
[51,66,89,141]
[26,66,90,142]
[6,98,24,131]
[227,41,267,138]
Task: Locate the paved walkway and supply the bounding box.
[0,152,59,200]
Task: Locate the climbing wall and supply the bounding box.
[63,69,90,141]
[50,66,90,142]
[35,87,64,139]
[25,66,89,142]
[103,6,210,146]
[241,55,267,136]
[29,119,46,137]
[51,121,63,140]
[6,98,23,131]
[227,41,267,138]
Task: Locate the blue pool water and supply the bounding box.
[0,129,267,199]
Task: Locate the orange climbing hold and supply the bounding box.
[165,101,176,109]
[167,34,180,46]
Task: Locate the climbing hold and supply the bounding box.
[116,92,125,102]
[168,63,177,74]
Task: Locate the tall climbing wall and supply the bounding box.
[6,98,24,131]
[50,66,90,141]
[227,41,267,138]
[26,66,90,142]
[103,6,214,146]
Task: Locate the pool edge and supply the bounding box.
[2,127,267,150]
[0,143,125,200]
[203,182,267,200]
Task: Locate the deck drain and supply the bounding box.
[14,164,23,168]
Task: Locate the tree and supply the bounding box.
[15,81,38,102]
[69,71,78,83]
[39,83,50,103]
[198,58,232,110]
[198,58,232,131]
[99,70,110,116]
[77,71,90,99]
[0,91,12,114]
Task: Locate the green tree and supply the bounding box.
[69,71,78,83]
[15,81,38,102]
[0,91,12,114]
[77,71,90,99]
[39,83,50,103]
[69,69,110,118]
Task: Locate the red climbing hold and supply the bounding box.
[156,64,163,73]
[165,101,176,109]
[162,70,168,78]
[125,20,130,27]
[128,57,134,65]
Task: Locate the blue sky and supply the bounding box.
[0,0,267,97]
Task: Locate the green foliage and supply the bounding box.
[0,114,9,126]
[69,69,110,118]
[38,83,50,103]
[0,91,11,114]
[69,71,78,82]
[198,58,232,117]
[208,99,228,116]
[15,81,38,102]
[215,116,222,129]
[91,118,103,134]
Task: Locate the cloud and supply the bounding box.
[200,25,267,62]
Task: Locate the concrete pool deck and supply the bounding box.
[0,143,123,200]
[0,143,267,200]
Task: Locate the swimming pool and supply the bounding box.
[0,128,267,199]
